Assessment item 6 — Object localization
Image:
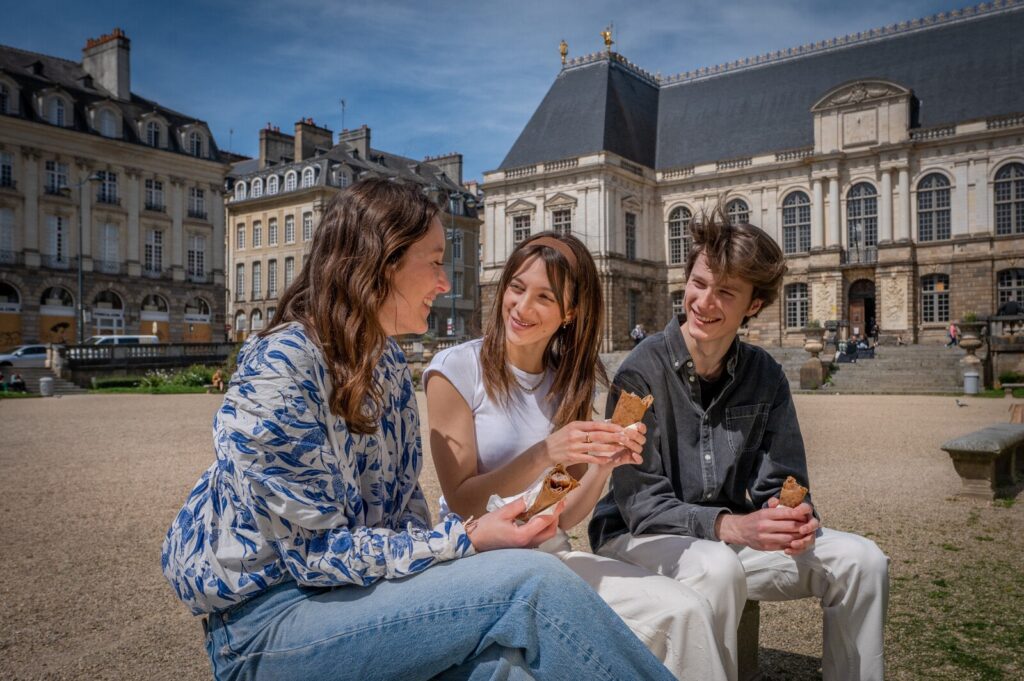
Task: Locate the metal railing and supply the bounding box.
[41,254,71,269]
[96,193,120,205]
[0,250,23,265]
[841,246,878,265]
[142,266,170,279]
[187,208,208,220]
[144,201,166,212]
[0,178,16,189]
[93,259,124,275]
[188,270,211,284]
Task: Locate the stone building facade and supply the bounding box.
[226,122,481,342]
[482,2,1024,350]
[0,29,228,346]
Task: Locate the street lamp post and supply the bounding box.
[62,173,101,344]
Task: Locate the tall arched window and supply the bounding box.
[189,131,203,157]
[917,173,951,241]
[667,206,692,265]
[234,181,247,201]
[0,83,9,114]
[48,96,65,126]
[997,269,1024,305]
[250,308,264,331]
[234,310,247,332]
[267,175,279,195]
[301,167,315,188]
[785,283,809,328]
[146,121,161,147]
[921,274,950,323]
[99,109,118,138]
[284,170,297,192]
[847,182,878,254]
[671,290,684,317]
[782,191,811,254]
[726,199,749,225]
[995,162,1024,235]
[251,177,263,198]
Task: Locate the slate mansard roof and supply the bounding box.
[0,44,222,161]
[500,2,1024,172]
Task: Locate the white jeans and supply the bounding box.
[598,528,889,681]
[541,531,729,681]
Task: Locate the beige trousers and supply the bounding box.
[598,528,889,681]
[541,531,729,681]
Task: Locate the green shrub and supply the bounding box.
[91,375,144,389]
[998,371,1024,385]
[171,364,215,387]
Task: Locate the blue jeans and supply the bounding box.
[205,549,673,681]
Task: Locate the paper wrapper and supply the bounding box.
[610,391,654,427]
[778,475,808,508]
[485,464,580,522]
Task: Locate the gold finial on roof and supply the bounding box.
[601,24,614,51]
[559,39,568,65]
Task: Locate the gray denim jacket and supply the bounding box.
[589,315,812,550]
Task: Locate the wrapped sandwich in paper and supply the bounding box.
[610,390,654,427]
[486,464,580,522]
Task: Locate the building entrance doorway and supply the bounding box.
[848,279,875,338]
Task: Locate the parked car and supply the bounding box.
[83,335,159,346]
[0,344,49,367]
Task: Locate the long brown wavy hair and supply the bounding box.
[261,178,439,434]
[481,231,607,429]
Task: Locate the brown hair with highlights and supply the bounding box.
[685,204,788,319]
[481,231,606,429]
[261,178,439,434]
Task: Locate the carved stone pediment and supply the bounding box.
[544,192,577,208]
[506,199,536,213]
[812,79,911,112]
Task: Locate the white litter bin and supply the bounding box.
[39,376,54,397]
[963,371,979,395]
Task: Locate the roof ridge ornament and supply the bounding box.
[559,39,568,66]
[601,24,614,52]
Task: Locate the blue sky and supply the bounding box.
[2,0,959,181]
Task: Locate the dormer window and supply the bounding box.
[189,131,203,157]
[267,175,279,195]
[301,167,315,188]
[0,83,10,115]
[48,96,66,126]
[251,177,263,198]
[284,170,297,192]
[98,109,119,138]
[234,181,247,201]
[146,121,161,147]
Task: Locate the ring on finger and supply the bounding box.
[584,433,591,444]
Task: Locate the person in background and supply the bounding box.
[210,368,225,393]
[631,323,647,346]
[161,179,673,681]
[9,373,27,392]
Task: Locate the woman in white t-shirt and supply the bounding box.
[424,231,728,680]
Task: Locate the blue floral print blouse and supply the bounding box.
[162,323,473,615]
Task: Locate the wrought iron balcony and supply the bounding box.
[144,201,166,212]
[41,254,71,269]
[841,246,878,265]
[188,270,211,284]
[142,266,169,279]
[94,259,124,275]
[187,208,208,220]
[96,192,120,205]
[0,249,23,265]
[0,177,16,190]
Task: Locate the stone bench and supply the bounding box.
[940,423,1024,499]
[1002,382,1024,397]
[738,600,762,681]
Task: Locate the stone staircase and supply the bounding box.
[605,344,966,395]
[767,344,966,394]
[4,367,89,396]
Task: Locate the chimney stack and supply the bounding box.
[82,28,131,100]
[339,124,371,160]
[294,118,333,162]
[425,152,464,186]
[259,123,295,169]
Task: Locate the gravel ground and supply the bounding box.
[1,392,1021,680]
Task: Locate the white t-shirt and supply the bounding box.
[423,338,556,517]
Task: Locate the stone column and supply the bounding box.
[210,184,225,284]
[812,178,824,249]
[879,169,893,243]
[897,168,910,241]
[20,147,41,266]
[124,167,141,274]
[170,176,185,281]
[828,177,840,247]
[953,162,969,238]
[972,158,990,234]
